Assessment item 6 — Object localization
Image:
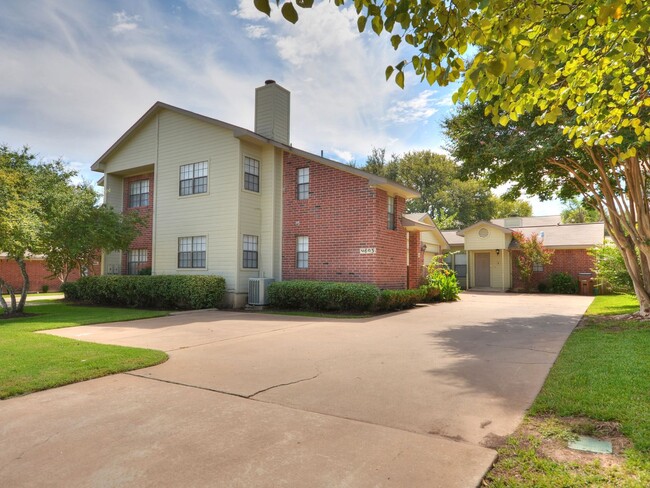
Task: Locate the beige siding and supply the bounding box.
[468,250,509,290]
[235,144,283,293]
[152,110,240,290]
[104,118,157,174]
[421,230,444,266]
[255,84,290,144]
[237,142,263,292]
[103,174,123,274]
[464,226,509,250]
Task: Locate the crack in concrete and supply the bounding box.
[247,373,321,399]
[124,371,321,400]
[1,433,56,472]
[484,343,558,354]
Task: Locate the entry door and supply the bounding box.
[475,253,491,287]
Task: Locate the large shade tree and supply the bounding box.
[362,148,531,229]
[259,0,650,314]
[0,146,141,316]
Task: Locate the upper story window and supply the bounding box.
[243,157,260,192]
[296,236,309,269]
[297,167,309,200]
[533,262,544,272]
[178,236,206,268]
[179,161,208,196]
[129,179,149,208]
[387,196,396,230]
[127,249,148,275]
[242,235,258,269]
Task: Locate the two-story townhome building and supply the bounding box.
[92,81,446,307]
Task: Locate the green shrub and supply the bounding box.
[549,272,578,294]
[41,285,49,293]
[376,288,426,311]
[419,284,441,303]
[537,281,549,293]
[137,267,152,276]
[589,242,634,293]
[424,255,461,302]
[267,280,380,312]
[61,275,226,309]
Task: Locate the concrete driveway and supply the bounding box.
[0,292,592,487]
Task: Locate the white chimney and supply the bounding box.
[255,80,290,145]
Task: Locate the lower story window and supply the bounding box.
[178,236,206,268]
[127,249,148,275]
[243,235,258,269]
[296,236,309,269]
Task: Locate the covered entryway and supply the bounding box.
[475,252,491,287]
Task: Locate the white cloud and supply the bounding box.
[111,11,141,34]
[245,25,269,39]
[231,2,268,20]
[330,149,354,163]
[383,90,439,124]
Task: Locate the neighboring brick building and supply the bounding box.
[0,256,97,293]
[92,81,445,306]
[442,216,604,294]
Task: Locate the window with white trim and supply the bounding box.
[296,236,309,269]
[179,161,208,196]
[127,249,147,275]
[243,157,260,192]
[243,235,258,269]
[297,167,309,200]
[387,196,396,230]
[129,180,149,208]
[533,262,544,272]
[178,236,206,268]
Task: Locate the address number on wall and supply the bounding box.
[359,247,377,254]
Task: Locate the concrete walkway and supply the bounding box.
[0,292,593,487]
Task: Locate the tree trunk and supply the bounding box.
[0,280,9,315]
[16,258,29,313]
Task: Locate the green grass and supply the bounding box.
[484,294,650,486]
[0,303,168,399]
[585,293,640,316]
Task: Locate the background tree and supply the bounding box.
[561,198,601,224]
[41,183,142,283]
[512,231,553,292]
[0,145,140,316]
[444,102,650,315]
[589,242,634,293]
[363,148,530,228]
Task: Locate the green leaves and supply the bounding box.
[281,2,298,23]
[253,0,271,16]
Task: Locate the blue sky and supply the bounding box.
[1,0,561,214]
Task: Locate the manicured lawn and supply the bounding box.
[484,294,650,486]
[0,303,168,399]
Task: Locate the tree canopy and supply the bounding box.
[257,0,649,154]
[0,145,141,316]
[363,148,531,229]
[560,198,601,224]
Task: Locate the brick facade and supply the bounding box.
[0,258,98,292]
[121,173,154,275]
[511,248,595,291]
[407,231,424,289]
[282,153,408,289]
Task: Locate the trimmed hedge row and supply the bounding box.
[61,275,226,310]
[267,280,380,312]
[267,280,428,312]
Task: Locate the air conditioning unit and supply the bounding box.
[248,278,275,305]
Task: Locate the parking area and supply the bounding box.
[0,292,593,487]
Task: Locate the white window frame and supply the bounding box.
[129,179,150,208]
[242,235,259,269]
[179,161,208,196]
[297,167,309,200]
[178,236,207,269]
[387,196,396,230]
[296,236,309,269]
[127,249,148,275]
[243,156,260,193]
